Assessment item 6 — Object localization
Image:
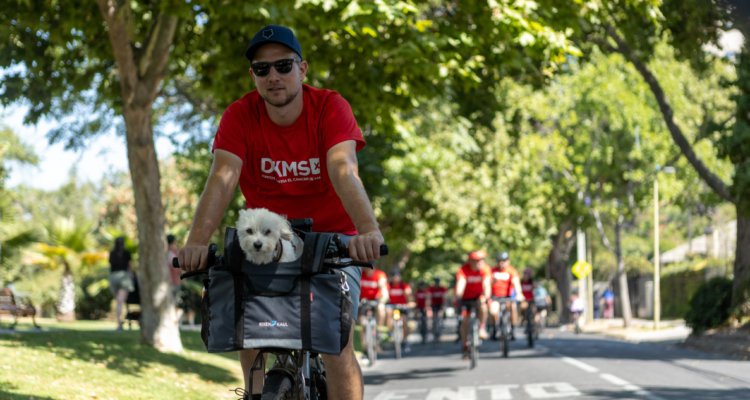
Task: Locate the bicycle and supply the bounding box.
[431,306,443,346]
[492,297,512,358]
[174,219,387,400]
[535,306,547,340]
[390,304,408,359]
[525,303,535,348]
[359,299,380,366]
[418,308,429,344]
[459,300,482,369]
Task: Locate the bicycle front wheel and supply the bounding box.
[367,318,377,366]
[394,320,403,359]
[261,373,294,400]
[470,319,479,369]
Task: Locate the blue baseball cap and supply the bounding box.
[245,25,303,62]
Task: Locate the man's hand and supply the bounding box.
[515,293,526,302]
[177,244,209,272]
[348,230,385,261]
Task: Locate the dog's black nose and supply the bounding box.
[253,241,263,250]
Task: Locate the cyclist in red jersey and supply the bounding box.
[359,265,389,348]
[519,268,536,329]
[455,250,491,358]
[428,277,447,312]
[489,251,524,340]
[415,281,429,311]
[386,271,413,352]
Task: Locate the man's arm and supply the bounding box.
[178,149,243,272]
[512,277,525,301]
[482,277,491,299]
[455,278,467,299]
[327,140,384,261]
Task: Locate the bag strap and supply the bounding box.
[224,228,245,349]
[299,232,332,350]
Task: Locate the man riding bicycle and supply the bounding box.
[415,281,429,343]
[176,25,384,400]
[386,271,414,353]
[489,252,524,340]
[519,268,537,331]
[359,263,389,352]
[454,250,491,360]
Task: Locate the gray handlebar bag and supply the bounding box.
[200,227,353,355]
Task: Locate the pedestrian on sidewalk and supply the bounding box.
[109,237,134,331]
[603,288,614,319]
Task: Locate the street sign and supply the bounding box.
[572,260,592,279]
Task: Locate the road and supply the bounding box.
[362,324,750,400]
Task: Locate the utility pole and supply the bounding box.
[587,228,594,323]
[653,165,675,331]
[654,176,660,331]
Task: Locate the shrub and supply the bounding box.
[684,277,733,333]
[76,276,113,320]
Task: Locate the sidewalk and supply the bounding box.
[576,318,692,343]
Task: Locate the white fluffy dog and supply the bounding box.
[236,208,304,264]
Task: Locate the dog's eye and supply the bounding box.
[246,229,253,235]
[264,229,271,235]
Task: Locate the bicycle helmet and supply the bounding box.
[496,251,510,261]
[468,250,487,260]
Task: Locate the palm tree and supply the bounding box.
[24,217,106,321]
[0,195,37,284]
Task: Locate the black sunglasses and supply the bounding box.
[251,58,302,77]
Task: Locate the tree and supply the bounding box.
[537,0,750,311]
[23,217,107,320]
[0,125,38,284]
[1,0,577,351]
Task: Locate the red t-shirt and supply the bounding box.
[360,270,387,300]
[389,282,410,305]
[428,286,447,306]
[212,84,366,234]
[521,279,534,302]
[415,289,428,309]
[456,263,491,300]
[491,265,519,298]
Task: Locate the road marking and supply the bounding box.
[478,385,520,400]
[524,382,582,398]
[425,387,477,400]
[372,384,584,400]
[557,355,599,373]
[599,373,666,400]
[373,389,427,400]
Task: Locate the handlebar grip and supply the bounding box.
[172,257,180,269]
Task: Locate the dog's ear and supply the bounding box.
[280,221,294,241]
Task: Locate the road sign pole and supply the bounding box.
[577,228,587,324]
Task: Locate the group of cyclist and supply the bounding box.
[359,250,552,361]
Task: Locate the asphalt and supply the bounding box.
[362,321,750,400]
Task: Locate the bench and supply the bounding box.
[0,287,40,329]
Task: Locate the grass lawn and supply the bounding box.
[0,324,243,400]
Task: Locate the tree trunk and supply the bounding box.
[96,0,181,352]
[615,221,632,328]
[549,220,574,323]
[734,211,750,307]
[57,265,76,322]
[123,107,182,353]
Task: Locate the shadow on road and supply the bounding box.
[364,366,466,385]
[585,387,750,400]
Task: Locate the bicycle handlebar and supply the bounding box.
[172,235,388,279]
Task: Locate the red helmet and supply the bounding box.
[467,250,487,260]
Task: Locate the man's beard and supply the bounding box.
[262,84,301,108]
